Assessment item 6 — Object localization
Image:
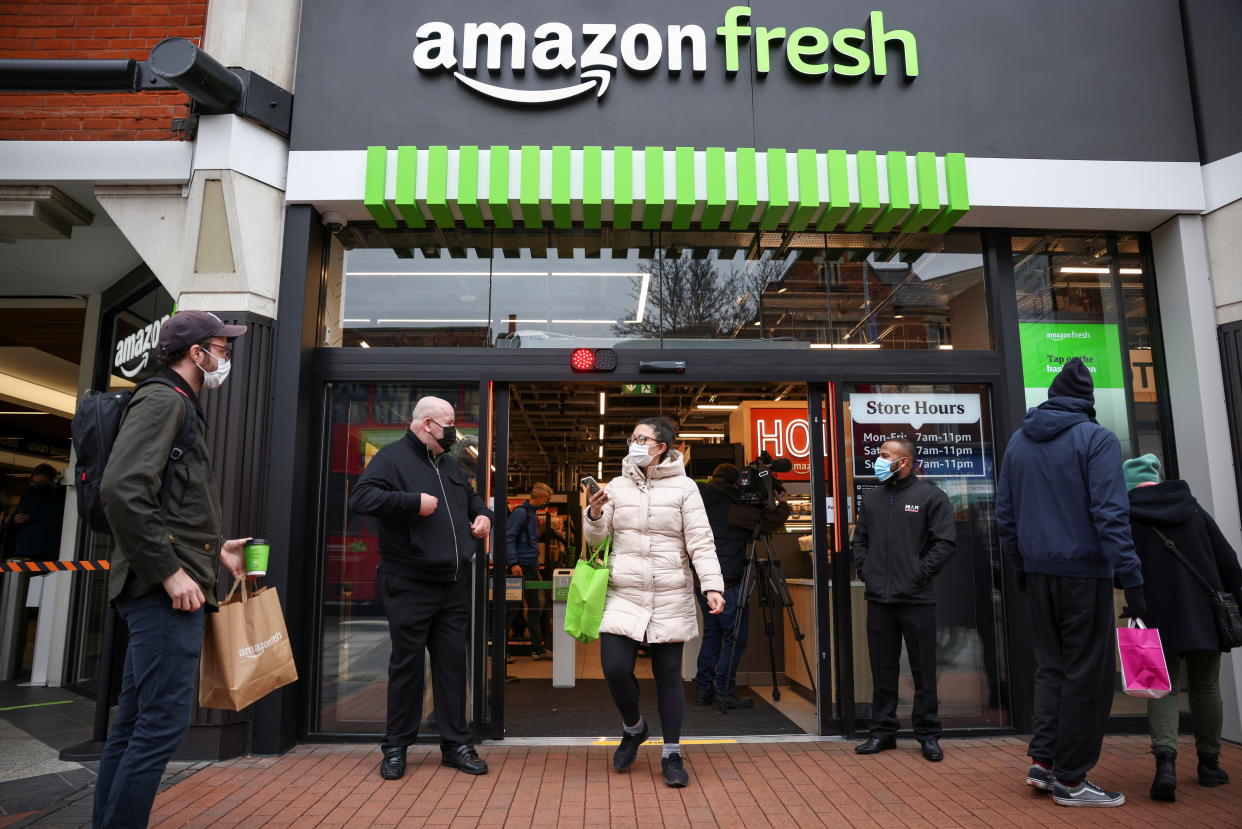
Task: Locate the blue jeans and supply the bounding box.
[694,584,749,696]
[93,591,204,829]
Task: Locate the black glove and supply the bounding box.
[1015,569,1027,593]
[1120,586,1147,620]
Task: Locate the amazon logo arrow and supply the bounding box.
[452,68,612,105]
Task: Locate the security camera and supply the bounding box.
[322,211,348,234]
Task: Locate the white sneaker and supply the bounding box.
[1051,779,1125,807]
[1026,764,1053,792]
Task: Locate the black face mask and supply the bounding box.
[435,424,458,452]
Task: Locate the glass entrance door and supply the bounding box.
[314,380,490,738]
[835,382,1010,733]
[489,381,834,739]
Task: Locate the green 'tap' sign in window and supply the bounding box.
[1018,322,1124,390]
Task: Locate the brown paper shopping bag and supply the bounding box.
[199,578,298,711]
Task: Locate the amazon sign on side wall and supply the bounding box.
[413,7,917,105]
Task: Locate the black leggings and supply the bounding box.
[600,632,685,744]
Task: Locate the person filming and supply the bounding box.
[693,463,790,710]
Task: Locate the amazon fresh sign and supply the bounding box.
[413,6,918,105]
[114,314,171,379]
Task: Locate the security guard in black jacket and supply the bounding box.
[852,438,956,761]
[350,396,494,780]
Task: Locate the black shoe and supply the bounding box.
[531,650,552,661]
[855,736,896,755]
[1198,753,1230,787]
[920,738,944,762]
[441,744,488,775]
[694,688,714,706]
[718,693,754,710]
[1151,746,1176,802]
[613,721,649,772]
[661,753,689,787]
[379,747,406,780]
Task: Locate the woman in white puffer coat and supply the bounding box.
[583,416,724,788]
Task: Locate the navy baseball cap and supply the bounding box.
[158,310,247,352]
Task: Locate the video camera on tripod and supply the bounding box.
[737,451,793,507]
[717,451,815,712]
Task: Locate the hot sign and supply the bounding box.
[749,408,826,481]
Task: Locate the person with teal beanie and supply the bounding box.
[1125,452,1242,802]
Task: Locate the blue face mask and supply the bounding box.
[873,457,903,481]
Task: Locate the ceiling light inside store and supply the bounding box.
[598,446,604,458]
[598,424,605,440]
[597,461,603,478]
[599,392,606,415]
[939,344,954,350]
[359,341,370,348]
[696,404,738,410]
[1058,267,1142,275]
[678,433,725,439]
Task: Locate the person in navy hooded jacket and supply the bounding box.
[996,357,1145,808]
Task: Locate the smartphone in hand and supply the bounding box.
[580,476,602,496]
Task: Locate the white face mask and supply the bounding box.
[627,441,658,467]
[197,350,232,390]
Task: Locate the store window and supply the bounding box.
[1011,233,1169,462]
[317,381,483,734]
[328,229,990,351]
[842,382,1008,728]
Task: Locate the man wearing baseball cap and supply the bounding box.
[94,311,252,829]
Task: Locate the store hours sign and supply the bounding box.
[849,393,985,478]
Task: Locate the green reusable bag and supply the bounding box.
[564,536,611,644]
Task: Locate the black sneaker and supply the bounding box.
[1051,779,1125,807]
[379,747,406,780]
[693,688,714,706]
[441,744,488,775]
[613,720,649,772]
[661,754,689,787]
[531,650,552,661]
[718,693,754,710]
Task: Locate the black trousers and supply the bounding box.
[600,632,685,744]
[1026,572,1114,783]
[867,601,941,740]
[378,571,472,750]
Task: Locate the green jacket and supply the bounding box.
[101,371,224,604]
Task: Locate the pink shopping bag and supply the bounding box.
[1117,619,1172,699]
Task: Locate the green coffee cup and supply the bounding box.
[244,539,270,576]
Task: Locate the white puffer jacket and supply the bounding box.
[583,450,723,643]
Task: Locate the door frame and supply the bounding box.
[307,347,1013,740]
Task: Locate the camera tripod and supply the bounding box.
[717,505,816,712]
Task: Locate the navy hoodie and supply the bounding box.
[995,396,1142,586]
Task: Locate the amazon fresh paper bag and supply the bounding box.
[199,579,298,710]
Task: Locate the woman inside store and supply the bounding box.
[584,416,725,788]
[1124,454,1242,803]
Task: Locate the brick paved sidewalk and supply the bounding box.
[30,735,1242,828]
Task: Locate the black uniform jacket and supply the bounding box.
[852,474,956,604]
[349,432,493,582]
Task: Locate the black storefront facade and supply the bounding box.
[241,0,1240,754]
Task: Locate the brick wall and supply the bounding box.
[0,1,208,140]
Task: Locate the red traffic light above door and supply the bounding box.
[570,348,617,372]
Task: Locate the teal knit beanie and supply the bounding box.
[1123,453,1161,490]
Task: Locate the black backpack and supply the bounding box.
[70,377,198,534]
